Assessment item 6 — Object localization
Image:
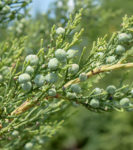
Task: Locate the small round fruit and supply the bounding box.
[118,33,132,43]
[106,85,116,95]
[106,56,115,64]
[120,98,130,107]
[48,58,59,70]
[90,99,99,108]
[25,54,39,65]
[115,45,125,55]
[18,73,31,84]
[2,66,10,75]
[25,66,34,75]
[24,142,33,150]
[56,27,65,34]
[71,84,81,93]
[55,49,66,61]
[48,88,56,96]
[37,137,45,144]
[0,75,3,83]
[34,74,45,87]
[66,49,77,59]
[79,73,87,82]
[94,52,104,58]
[21,82,32,91]
[45,73,58,83]
[94,88,102,95]
[66,92,77,99]
[12,130,19,136]
[69,64,79,74]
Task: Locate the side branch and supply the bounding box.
[11,100,38,115]
[0,63,133,131]
[9,63,133,116]
[64,63,133,88]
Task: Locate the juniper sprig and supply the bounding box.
[0,3,133,149]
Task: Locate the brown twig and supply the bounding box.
[63,63,133,88]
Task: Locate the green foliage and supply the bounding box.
[0,0,31,23]
[0,0,133,150]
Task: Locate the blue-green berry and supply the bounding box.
[25,55,39,65]
[55,49,67,61]
[106,56,116,64]
[115,45,125,55]
[48,88,56,96]
[66,92,77,99]
[0,75,3,83]
[66,49,77,59]
[118,33,132,43]
[106,85,116,95]
[12,130,19,136]
[94,88,102,95]
[48,58,59,70]
[94,52,104,58]
[45,73,58,83]
[90,99,99,108]
[25,66,34,75]
[37,137,45,144]
[120,98,130,107]
[2,66,10,75]
[69,64,79,74]
[24,142,33,150]
[56,27,65,34]
[34,74,45,87]
[21,82,32,91]
[18,73,31,84]
[71,84,81,93]
[79,73,87,82]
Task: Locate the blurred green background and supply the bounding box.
[2,0,133,149]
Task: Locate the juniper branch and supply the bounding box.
[7,62,133,117]
[64,63,133,88]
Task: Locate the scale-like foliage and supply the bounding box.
[0,0,133,150]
